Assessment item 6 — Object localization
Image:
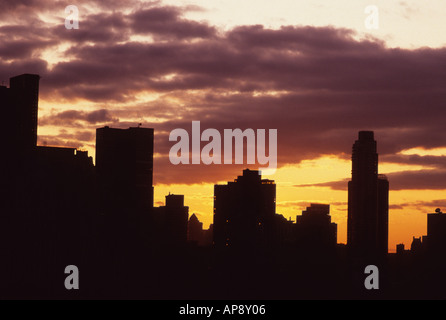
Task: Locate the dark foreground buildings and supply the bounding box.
[0,74,97,298]
[153,194,189,247]
[0,74,40,154]
[295,203,337,254]
[425,209,446,252]
[96,126,154,213]
[2,73,446,299]
[213,169,276,250]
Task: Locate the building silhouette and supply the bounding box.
[213,169,276,250]
[273,214,295,247]
[153,194,189,247]
[423,208,446,253]
[410,237,423,253]
[1,74,41,215]
[187,214,213,247]
[95,126,155,266]
[96,126,154,214]
[295,203,337,253]
[188,213,203,244]
[0,74,40,154]
[0,74,99,297]
[3,73,446,299]
[347,131,389,258]
[377,174,389,255]
[396,243,405,255]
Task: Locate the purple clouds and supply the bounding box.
[1,1,446,186]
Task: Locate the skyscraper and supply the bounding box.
[213,169,276,250]
[0,74,98,296]
[96,126,154,214]
[347,131,389,258]
[7,74,40,152]
[377,174,389,255]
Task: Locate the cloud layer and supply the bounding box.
[2,1,446,187]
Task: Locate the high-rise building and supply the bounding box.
[213,169,276,249]
[0,74,40,153]
[0,74,101,295]
[347,131,389,258]
[165,194,189,245]
[296,203,337,251]
[96,126,154,214]
[377,174,389,255]
[425,209,446,253]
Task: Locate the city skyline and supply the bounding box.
[2,1,446,253]
[0,72,438,256]
[0,73,443,254]
[2,0,446,260]
[1,73,446,299]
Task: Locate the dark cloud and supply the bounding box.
[39,109,119,127]
[56,12,130,44]
[295,170,446,191]
[277,200,346,209]
[388,199,446,212]
[295,179,349,191]
[385,170,446,190]
[2,2,446,187]
[381,154,446,169]
[129,6,217,40]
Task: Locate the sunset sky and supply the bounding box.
[2,0,446,252]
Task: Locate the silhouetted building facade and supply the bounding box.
[28,146,96,266]
[296,204,337,253]
[188,213,204,244]
[377,174,389,254]
[6,71,446,299]
[96,126,154,215]
[347,131,389,258]
[424,209,446,253]
[203,224,213,247]
[273,214,295,247]
[213,169,276,250]
[187,214,213,247]
[410,237,423,254]
[153,194,189,247]
[1,74,40,217]
[0,74,40,154]
[396,243,406,255]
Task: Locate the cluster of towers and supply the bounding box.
[0,74,389,261]
[2,73,446,299]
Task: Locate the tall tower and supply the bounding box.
[347,131,388,258]
[96,126,154,214]
[0,74,40,219]
[9,74,40,152]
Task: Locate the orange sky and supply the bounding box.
[153,152,444,252]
